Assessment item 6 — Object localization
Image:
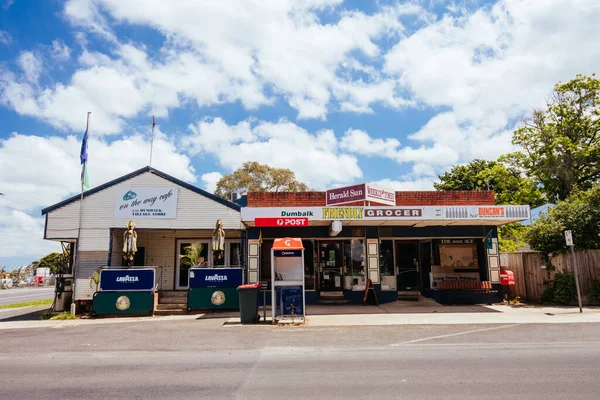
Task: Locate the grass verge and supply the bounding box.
[48,312,78,320]
[0,299,53,309]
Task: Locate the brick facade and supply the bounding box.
[247,190,495,207]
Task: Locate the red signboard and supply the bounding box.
[254,218,309,227]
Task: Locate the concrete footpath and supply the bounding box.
[1,302,600,330]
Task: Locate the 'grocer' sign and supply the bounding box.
[115,187,178,218]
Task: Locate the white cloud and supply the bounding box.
[0,30,11,45]
[0,209,60,260]
[201,172,222,193]
[52,0,417,122]
[51,39,72,61]
[383,0,600,171]
[17,51,43,82]
[374,178,435,191]
[0,131,196,212]
[185,118,363,189]
[0,130,196,264]
[340,128,401,159]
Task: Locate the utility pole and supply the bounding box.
[564,230,583,313]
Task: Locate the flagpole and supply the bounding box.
[149,116,156,169]
[71,112,91,316]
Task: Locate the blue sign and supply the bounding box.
[274,250,302,257]
[485,236,493,250]
[275,285,304,316]
[99,269,155,292]
[189,268,243,288]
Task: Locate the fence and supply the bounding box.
[501,250,600,303]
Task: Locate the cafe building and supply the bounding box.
[42,166,244,310]
[241,183,530,304]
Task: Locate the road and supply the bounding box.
[0,287,54,306]
[1,319,599,399]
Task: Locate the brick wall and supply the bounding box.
[247,190,495,207]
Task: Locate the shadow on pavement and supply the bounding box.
[0,307,49,322]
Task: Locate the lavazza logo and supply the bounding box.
[205,274,228,282]
[116,275,139,283]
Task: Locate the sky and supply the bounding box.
[1,0,599,268]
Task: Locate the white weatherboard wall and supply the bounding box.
[44,171,242,300]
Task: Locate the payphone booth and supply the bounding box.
[271,238,306,324]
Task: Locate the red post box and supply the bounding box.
[500,270,515,286]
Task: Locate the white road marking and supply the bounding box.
[0,293,54,301]
[390,323,519,345]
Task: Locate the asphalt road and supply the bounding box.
[1,319,599,399]
[0,287,54,306]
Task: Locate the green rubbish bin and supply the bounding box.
[238,283,261,324]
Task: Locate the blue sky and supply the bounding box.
[1,0,599,267]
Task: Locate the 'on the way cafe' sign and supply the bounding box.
[115,187,178,218]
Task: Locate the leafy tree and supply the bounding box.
[505,74,600,201]
[435,159,544,252]
[36,252,67,275]
[435,159,545,207]
[214,161,309,199]
[524,184,600,258]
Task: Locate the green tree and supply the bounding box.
[435,159,544,252]
[505,74,600,201]
[215,161,309,199]
[434,159,545,207]
[36,252,67,275]
[524,184,600,259]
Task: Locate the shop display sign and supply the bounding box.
[115,187,178,218]
[275,285,304,316]
[273,250,303,257]
[99,268,156,292]
[325,183,396,206]
[254,217,308,227]
[188,268,243,288]
[467,206,507,218]
[326,183,367,205]
[364,208,422,218]
[440,239,476,244]
[322,207,363,219]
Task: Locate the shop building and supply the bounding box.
[241,187,530,304]
[42,166,244,306]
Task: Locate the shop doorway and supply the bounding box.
[176,240,210,290]
[318,241,343,291]
[396,242,420,291]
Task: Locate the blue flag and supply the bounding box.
[80,123,89,191]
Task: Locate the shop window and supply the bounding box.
[304,240,316,290]
[343,239,365,288]
[260,240,274,289]
[439,243,478,270]
[379,241,396,291]
[213,249,225,266]
[229,242,241,266]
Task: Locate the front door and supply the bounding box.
[396,242,419,291]
[176,240,210,290]
[319,241,343,291]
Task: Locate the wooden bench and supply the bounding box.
[437,281,497,304]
